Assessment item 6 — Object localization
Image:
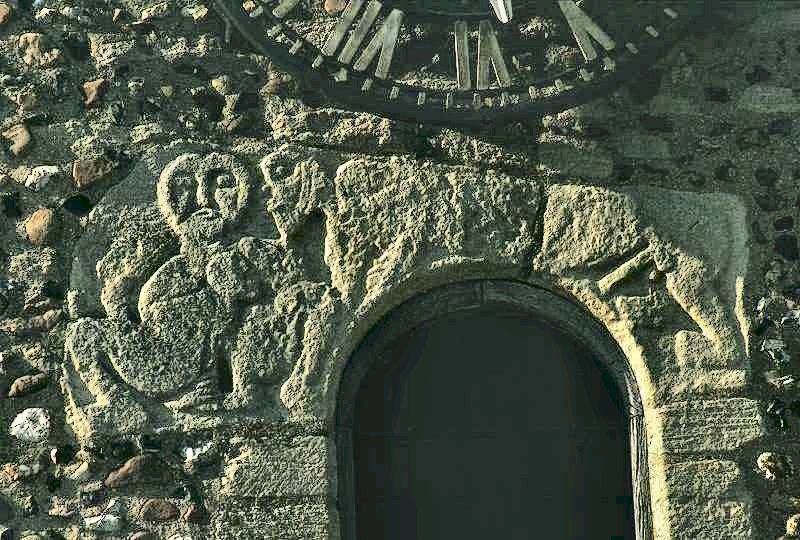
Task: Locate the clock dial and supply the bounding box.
[214,0,704,127]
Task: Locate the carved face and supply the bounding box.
[158,153,251,243]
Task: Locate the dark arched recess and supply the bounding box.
[335,280,651,540]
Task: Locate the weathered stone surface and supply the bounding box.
[49,140,761,540]
[139,498,178,521]
[537,136,614,179]
[431,127,539,170]
[659,398,765,453]
[265,98,418,154]
[213,503,333,540]
[663,369,749,398]
[222,437,332,498]
[748,8,800,35]
[1,309,62,337]
[88,32,136,68]
[61,146,318,442]
[655,460,756,539]
[534,185,750,369]
[261,145,543,306]
[737,85,800,114]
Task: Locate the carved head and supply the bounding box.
[158,153,251,243]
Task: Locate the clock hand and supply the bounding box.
[489,0,512,23]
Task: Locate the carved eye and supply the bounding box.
[168,174,197,220]
[207,170,243,219]
[215,173,236,190]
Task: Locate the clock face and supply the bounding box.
[214,0,704,127]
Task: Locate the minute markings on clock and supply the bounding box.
[215,0,702,126]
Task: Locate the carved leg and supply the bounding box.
[280,286,344,420]
[63,319,149,443]
[664,252,746,368]
[597,245,655,295]
[227,297,293,414]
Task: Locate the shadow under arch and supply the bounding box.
[335,278,652,540]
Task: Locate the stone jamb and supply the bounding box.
[335,279,653,540]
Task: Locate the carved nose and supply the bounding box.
[196,183,212,208]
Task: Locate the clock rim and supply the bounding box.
[213,0,706,128]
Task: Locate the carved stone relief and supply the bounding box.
[61,145,336,445]
[534,185,750,372]
[60,144,763,539]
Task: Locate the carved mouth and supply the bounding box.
[192,208,219,220]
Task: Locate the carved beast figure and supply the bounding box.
[534,185,749,368]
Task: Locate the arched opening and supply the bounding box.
[336,280,651,540]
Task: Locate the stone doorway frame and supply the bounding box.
[335,279,652,540]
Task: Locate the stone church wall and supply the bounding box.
[1,1,800,538]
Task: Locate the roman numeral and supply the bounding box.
[454,20,511,91]
[321,0,403,79]
[558,0,615,61]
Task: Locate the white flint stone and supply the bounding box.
[104,497,124,514]
[9,407,51,443]
[24,165,59,191]
[761,337,787,352]
[59,6,89,22]
[764,370,797,391]
[757,452,793,481]
[781,309,800,326]
[141,1,171,20]
[181,4,208,20]
[34,7,56,18]
[182,440,214,464]
[84,514,123,532]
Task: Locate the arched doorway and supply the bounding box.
[336,280,650,540]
